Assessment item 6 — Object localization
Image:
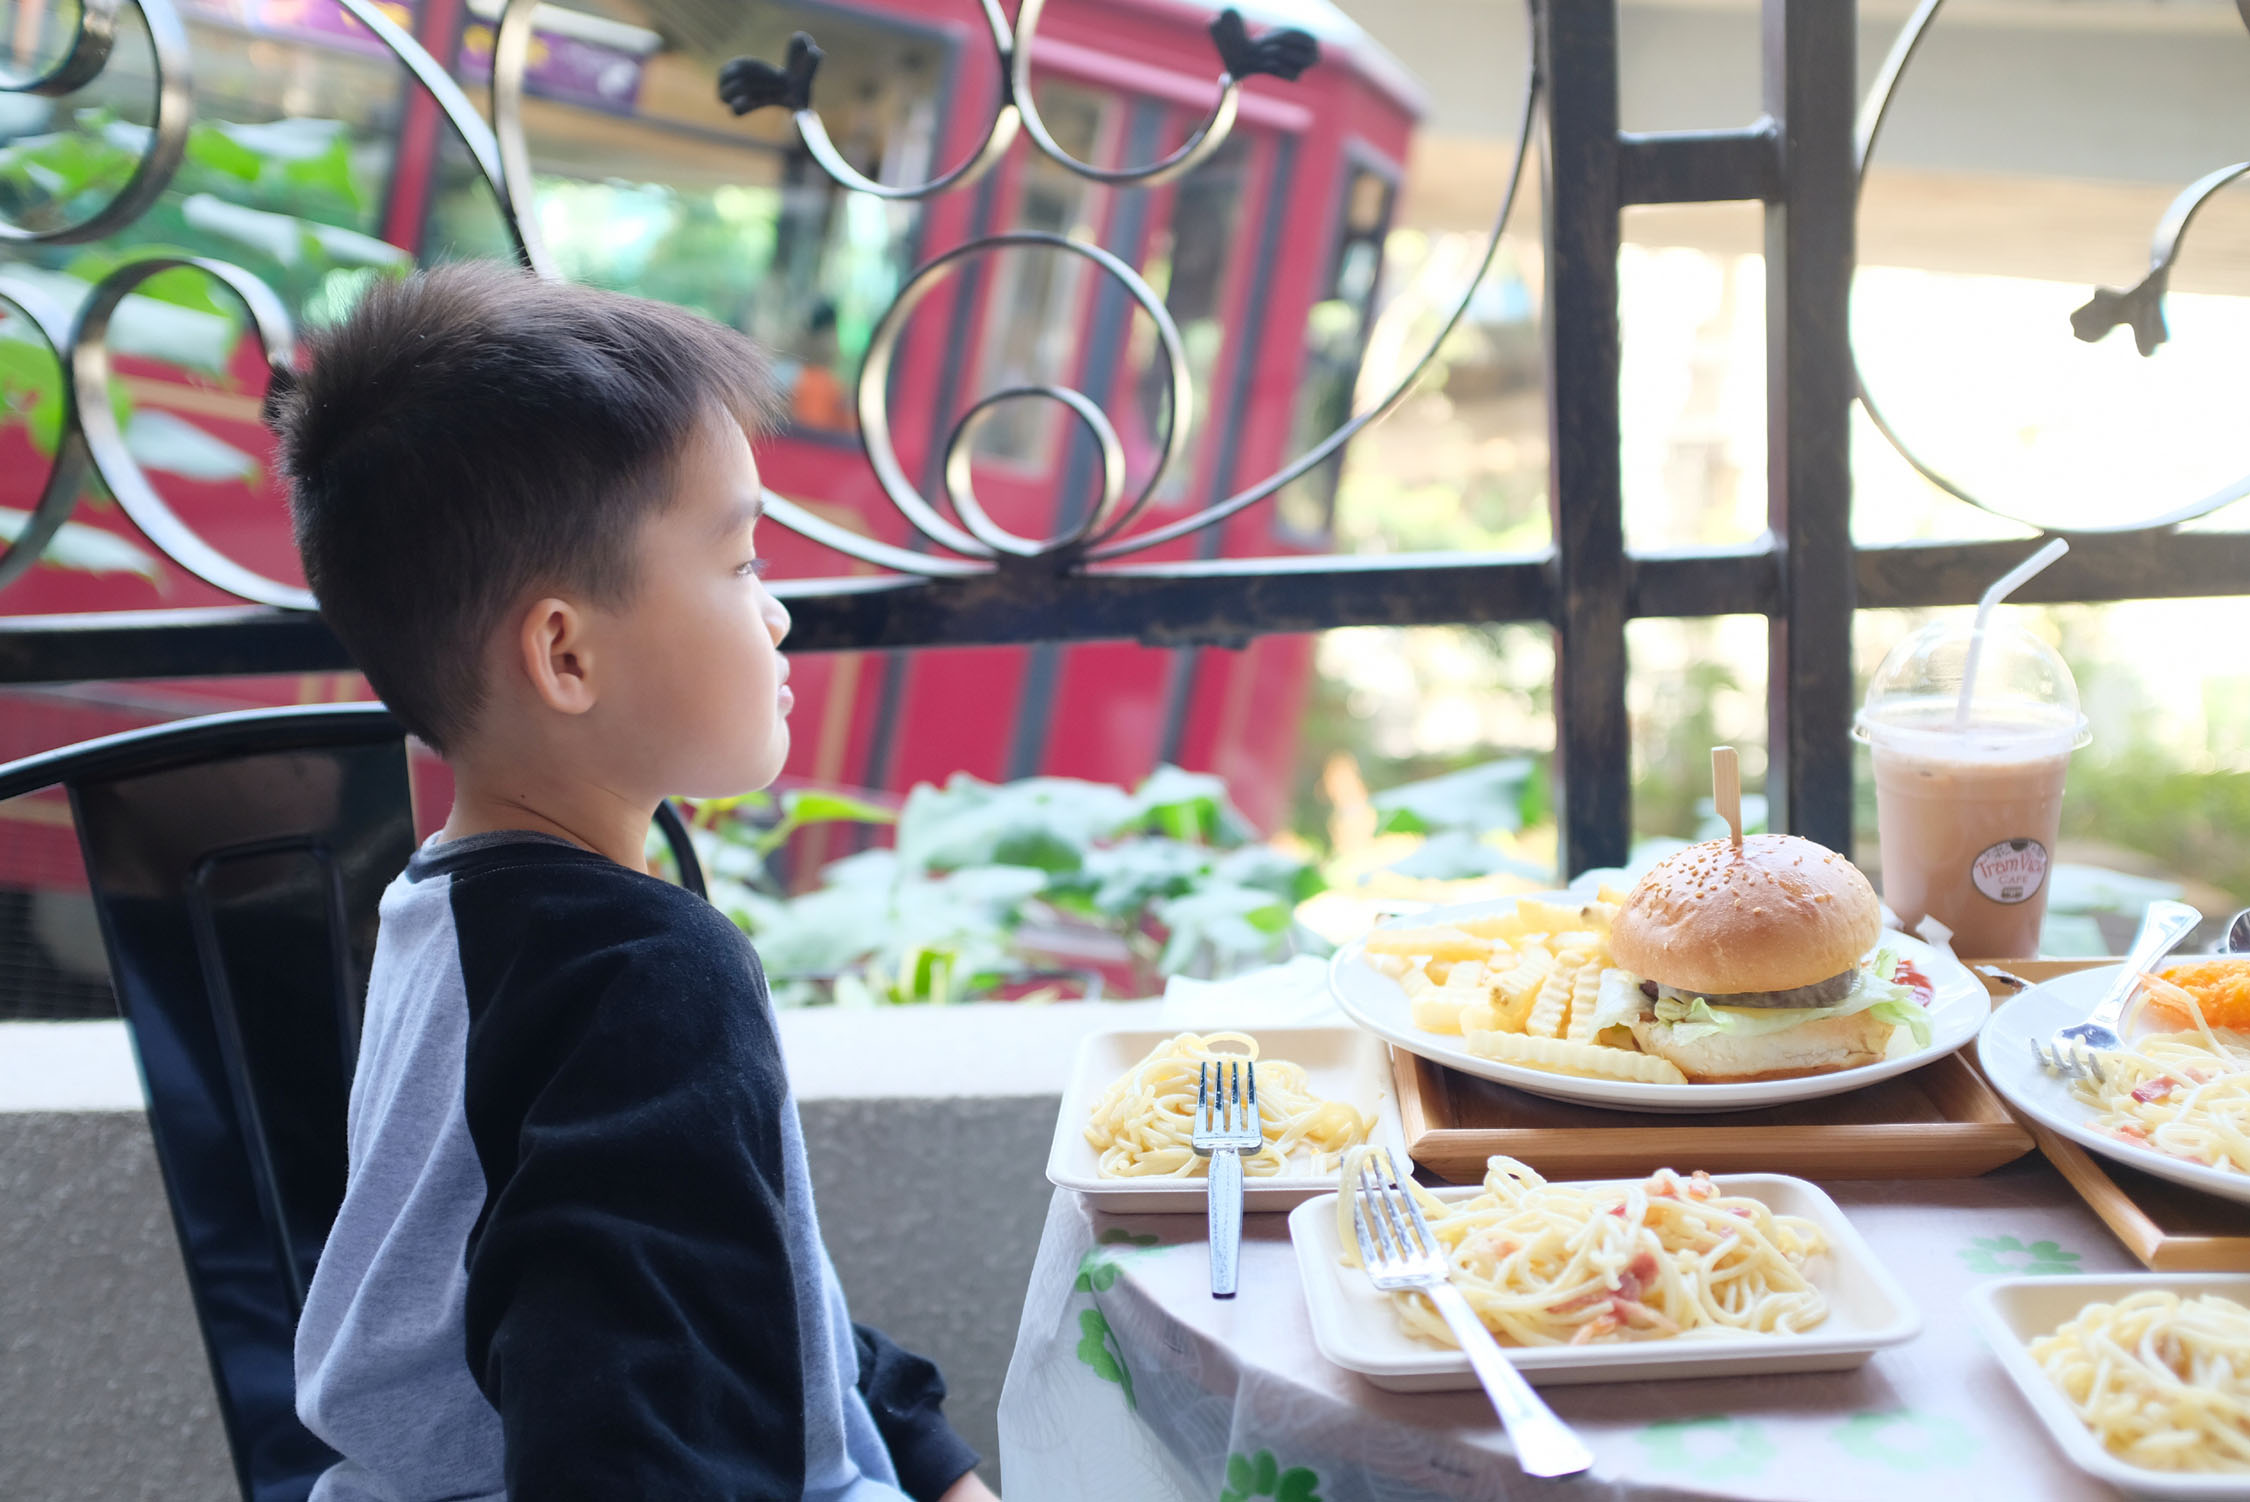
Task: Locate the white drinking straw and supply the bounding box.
[1954,537,2070,729]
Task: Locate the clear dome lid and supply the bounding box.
[1856,617,2090,755]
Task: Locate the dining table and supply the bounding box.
[995,962,2162,1502]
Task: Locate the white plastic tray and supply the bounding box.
[1046,1024,1409,1213]
[1967,1273,2250,1500]
[1288,1173,1921,1390]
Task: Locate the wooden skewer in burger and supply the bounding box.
[1603,747,1933,1083]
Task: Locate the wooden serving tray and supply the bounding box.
[2027,1125,2250,1270]
[1392,1045,2034,1183]
[1985,958,2250,1272]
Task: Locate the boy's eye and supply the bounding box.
[737,558,770,579]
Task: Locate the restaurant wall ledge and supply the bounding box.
[0,1001,1148,1500]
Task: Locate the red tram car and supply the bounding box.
[0,0,1419,971]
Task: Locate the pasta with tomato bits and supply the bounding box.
[1335,1152,1829,1349]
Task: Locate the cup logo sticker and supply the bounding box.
[1971,839,2049,905]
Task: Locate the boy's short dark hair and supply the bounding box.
[267,262,780,754]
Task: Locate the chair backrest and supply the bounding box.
[0,703,705,1502]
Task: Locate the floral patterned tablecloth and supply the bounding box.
[997,1158,2141,1502]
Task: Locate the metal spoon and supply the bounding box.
[2224,908,2250,955]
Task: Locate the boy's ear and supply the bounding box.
[517,596,598,716]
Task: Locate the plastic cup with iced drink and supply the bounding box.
[1856,618,2089,958]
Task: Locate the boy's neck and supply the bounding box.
[439,759,655,874]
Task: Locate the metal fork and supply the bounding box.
[1192,1058,1261,1298]
[1350,1150,1593,1479]
[2030,898,2202,1080]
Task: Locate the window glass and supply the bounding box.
[1277,161,1394,537]
[422,0,937,438]
[1130,130,1249,503]
[967,80,1107,468]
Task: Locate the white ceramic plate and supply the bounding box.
[1968,1273,2250,1499]
[1327,895,1988,1113]
[1046,1024,1410,1213]
[1288,1173,1920,1390]
[1980,967,2250,1207]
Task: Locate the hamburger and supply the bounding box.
[1602,833,1931,1083]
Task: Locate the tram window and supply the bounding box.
[420,0,937,438]
[1131,132,1250,503]
[1277,161,1396,539]
[969,82,1110,470]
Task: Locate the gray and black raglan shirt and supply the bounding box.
[294,833,978,1501]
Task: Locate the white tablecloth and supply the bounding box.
[997,1158,2142,1502]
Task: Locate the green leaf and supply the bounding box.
[0,331,65,457]
[1075,838,1212,916]
[782,788,897,827]
[1131,763,1255,846]
[731,883,882,978]
[895,773,1134,874]
[184,123,264,182]
[1155,884,1291,975]
[1251,1451,1279,1493]
[280,140,363,211]
[1226,1454,1254,1493]
[690,789,774,829]
[1383,828,1547,881]
[1371,805,1431,836]
[0,509,161,578]
[1370,756,1537,835]
[122,261,235,321]
[1275,1467,1321,1502]
[1212,843,1320,903]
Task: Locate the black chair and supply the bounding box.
[0,702,705,1502]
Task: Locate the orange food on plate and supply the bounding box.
[2146,959,2250,1032]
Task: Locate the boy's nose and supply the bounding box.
[764,592,791,647]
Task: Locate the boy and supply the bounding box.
[270,263,995,1502]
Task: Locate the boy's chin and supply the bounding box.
[673,735,788,801]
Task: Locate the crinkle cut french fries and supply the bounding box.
[1365,887,1680,1083]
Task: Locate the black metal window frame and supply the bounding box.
[4,0,2246,876]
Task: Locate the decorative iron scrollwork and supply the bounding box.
[0,0,1543,601]
[1855,0,2250,534]
[0,286,86,595]
[0,0,191,246]
[71,258,305,607]
[720,1,1537,578]
[2069,159,2250,358]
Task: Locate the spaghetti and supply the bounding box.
[1336,1153,1829,1348]
[1085,1032,1372,1179]
[2029,1290,2250,1473]
[2069,1028,2250,1176]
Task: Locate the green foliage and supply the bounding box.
[1371,757,1536,835]
[0,106,403,324]
[705,767,1322,1006]
[1359,757,1554,880]
[1633,644,1743,843]
[0,103,406,582]
[0,330,65,456]
[2060,755,2250,906]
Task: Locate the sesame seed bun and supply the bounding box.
[1608,833,1882,996]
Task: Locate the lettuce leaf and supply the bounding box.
[1591,968,1650,1032]
[1865,997,1933,1048]
[1647,962,1928,1048]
